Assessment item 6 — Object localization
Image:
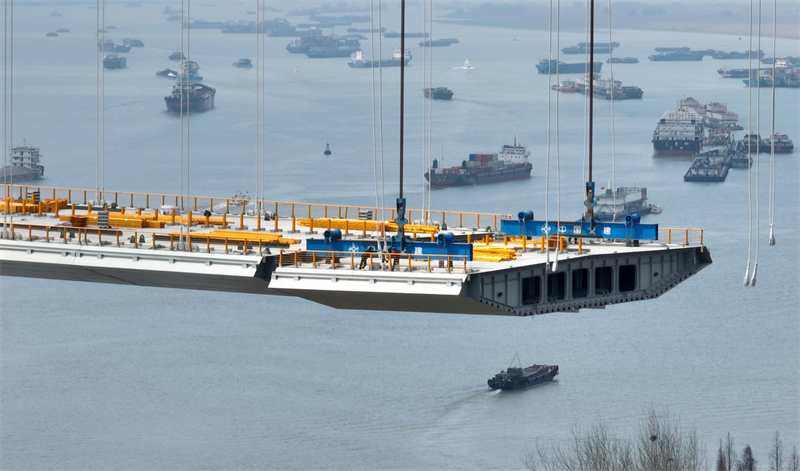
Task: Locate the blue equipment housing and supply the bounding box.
[501,212,658,241]
[306,236,473,261]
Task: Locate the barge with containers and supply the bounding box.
[425,140,532,188]
[536,59,602,75]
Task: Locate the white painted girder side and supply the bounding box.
[0,240,264,278]
[269,268,467,296]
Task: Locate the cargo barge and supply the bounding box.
[425,140,532,187]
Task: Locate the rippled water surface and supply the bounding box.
[1,3,799,470]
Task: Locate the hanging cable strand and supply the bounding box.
[3,0,13,231]
[582,0,589,186]
[425,0,432,218]
[261,0,266,213]
[179,0,185,248]
[553,0,561,272]
[744,0,754,285]
[751,0,762,287]
[186,0,192,242]
[101,0,105,202]
[420,0,426,217]
[608,0,617,223]
[545,0,552,265]
[254,0,259,206]
[3,0,7,227]
[370,0,381,246]
[378,0,387,255]
[95,0,100,202]
[768,0,776,246]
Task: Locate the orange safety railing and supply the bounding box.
[277,249,468,273]
[1,184,511,231]
[0,221,279,256]
[658,228,705,247]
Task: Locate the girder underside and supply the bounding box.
[1,242,712,316]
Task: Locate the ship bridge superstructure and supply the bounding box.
[1,184,711,316]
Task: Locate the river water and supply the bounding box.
[1,3,798,470]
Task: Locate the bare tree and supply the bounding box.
[770,432,784,471]
[737,444,757,471]
[521,408,705,471]
[788,447,799,471]
[719,441,730,471]
[726,432,738,471]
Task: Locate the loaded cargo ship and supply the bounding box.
[425,140,532,187]
[561,41,619,54]
[652,110,704,156]
[419,38,458,47]
[348,47,411,68]
[536,59,602,75]
[164,82,216,112]
[423,87,453,100]
[649,51,703,61]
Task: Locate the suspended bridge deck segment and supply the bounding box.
[0,185,712,316]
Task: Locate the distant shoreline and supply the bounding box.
[438,19,799,41]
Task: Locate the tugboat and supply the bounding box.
[233,58,253,68]
[324,143,332,156]
[423,87,453,100]
[488,354,559,390]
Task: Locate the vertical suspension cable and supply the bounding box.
[101,0,105,201]
[96,0,100,201]
[370,0,381,249]
[378,0,387,253]
[399,0,405,200]
[553,0,561,272]
[3,0,7,228]
[186,0,192,241]
[582,0,589,185]
[768,0,776,246]
[752,0,762,286]
[545,0,552,265]
[744,0,754,285]
[588,0,594,185]
[420,0,426,216]
[608,0,617,222]
[3,0,11,230]
[254,0,259,205]
[261,0,266,212]
[179,0,185,248]
[427,0,433,216]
